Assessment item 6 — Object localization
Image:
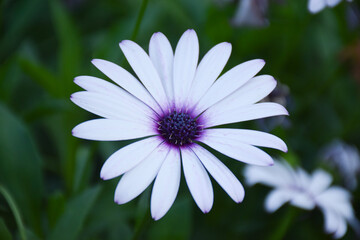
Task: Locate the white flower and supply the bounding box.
[244,160,358,239]
[308,0,352,14]
[71,29,288,220]
[322,140,360,190]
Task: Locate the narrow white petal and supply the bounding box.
[72,119,155,141]
[100,137,162,180]
[244,161,297,188]
[322,208,341,235]
[201,135,274,166]
[265,189,292,212]
[207,75,277,113]
[203,102,289,128]
[91,59,160,112]
[119,40,168,108]
[308,170,333,195]
[71,91,152,123]
[181,147,213,213]
[151,148,181,220]
[114,144,169,204]
[74,75,127,98]
[295,168,312,190]
[195,59,265,112]
[326,0,342,7]
[172,29,199,107]
[192,145,244,203]
[188,42,232,105]
[334,215,348,239]
[149,32,174,102]
[203,128,287,152]
[308,0,326,13]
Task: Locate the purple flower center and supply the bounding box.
[157,110,202,146]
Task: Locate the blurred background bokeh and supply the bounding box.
[0,0,359,239]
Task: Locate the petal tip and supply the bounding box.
[151,214,162,221]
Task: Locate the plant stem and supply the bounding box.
[269,207,299,240]
[0,185,27,240]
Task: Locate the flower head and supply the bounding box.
[244,160,358,238]
[71,29,288,220]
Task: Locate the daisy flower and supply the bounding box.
[308,0,352,14]
[71,29,288,220]
[244,160,359,238]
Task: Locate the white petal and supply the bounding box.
[173,29,199,107]
[114,144,169,204]
[149,32,174,102]
[195,59,265,112]
[207,75,277,113]
[290,192,316,210]
[322,208,341,235]
[74,75,127,98]
[200,135,274,166]
[316,187,353,219]
[203,102,289,128]
[326,0,342,7]
[151,148,181,220]
[192,145,244,203]
[72,119,155,141]
[265,189,292,212]
[203,128,287,152]
[100,137,162,180]
[308,0,326,13]
[308,170,332,195]
[119,40,168,109]
[91,59,160,112]
[187,42,232,106]
[181,147,213,213]
[71,91,152,123]
[295,168,312,190]
[244,161,296,188]
[333,215,348,239]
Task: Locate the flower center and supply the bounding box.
[157,110,202,146]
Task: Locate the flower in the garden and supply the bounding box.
[308,0,352,14]
[71,29,288,220]
[244,160,358,239]
[322,140,360,190]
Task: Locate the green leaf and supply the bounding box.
[47,191,66,229]
[50,0,82,95]
[48,185,102,240]
[0,218,12,240]
[0,103,44,235]
[73,145,93,193]
[18,57,59,97]
[0,0,43,61]
[148,197,192,240]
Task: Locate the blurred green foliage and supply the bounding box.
[0,0,359,239]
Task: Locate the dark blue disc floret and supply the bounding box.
[157,110,203,146]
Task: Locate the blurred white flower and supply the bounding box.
[322,140,360,190]
[244,160,358,239]
[71,29,288,220]
[308,0,352,14]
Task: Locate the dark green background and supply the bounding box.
[0,0,359,239]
